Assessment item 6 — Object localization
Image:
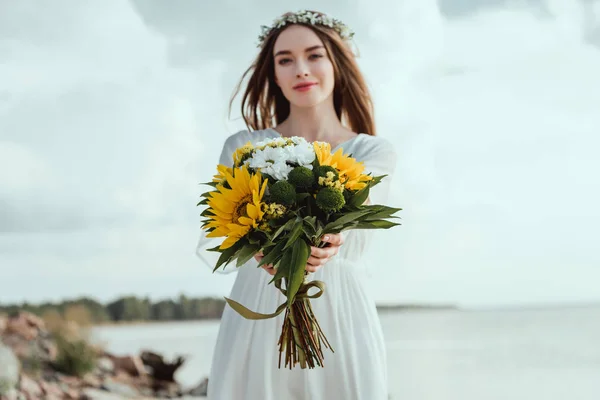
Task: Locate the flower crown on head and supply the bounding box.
[257,10,355,48]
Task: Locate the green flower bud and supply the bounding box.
[288,166,315,189]
[316,187,345,213]
[269,180,296,206]
[314,165,339,181]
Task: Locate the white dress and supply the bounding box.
[196,128,398,400]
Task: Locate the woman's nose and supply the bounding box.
[295,62,309,78]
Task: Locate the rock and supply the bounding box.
[57,373,81,388]
[140,351,186,381]
[41,339,58,362]
[82,388,132,400]
[0,344,20,396]
[102,378,139,398]
[39,381,64,399]
[0,388,26,400]
[6,312,45,340]
[96,357,115,374]
[0,315,7,333]
[154,381,181,398]
[18,374,42,399]
[63,387,81,399]
[82,373,103,388]
[108,354,147,377]
[187,377,208,397]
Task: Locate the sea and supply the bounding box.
[91,305,600,400]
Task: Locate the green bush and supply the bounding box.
[52,334,97,377]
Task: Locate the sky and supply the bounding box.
[1,0,599,308]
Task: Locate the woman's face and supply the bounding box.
[272,25,335,108]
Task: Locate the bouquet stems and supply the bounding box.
[278,273,333,369]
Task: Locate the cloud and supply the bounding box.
[0,0,598,306]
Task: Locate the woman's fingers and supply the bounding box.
[262,264,276,275]
[321,233,345,247]
[310,246,338,259]
[253,251,265,263]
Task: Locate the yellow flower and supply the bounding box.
[205,165,267,249]
[313,142,373,191]
[232,141,255,167]
[212,164,233,184]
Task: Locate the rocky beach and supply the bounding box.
[0,312,208,400]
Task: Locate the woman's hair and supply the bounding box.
[229,11,376,136]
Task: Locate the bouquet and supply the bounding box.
[197,135,401,369]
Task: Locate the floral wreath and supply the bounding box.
[257,10,355,48]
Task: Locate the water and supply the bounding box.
[91,306,600,399]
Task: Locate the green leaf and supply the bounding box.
[296,192,310,202]
[206,244,221,252]
[213,240,244,272]
[200,208,214,217]
[271,218,296,241]
[258,240,286,268]
[302,215,318,235]
[354,220,401,230]
[236,243,261,267]
[283,220,304,251]
[269,248,293,284]
[324,209,372,232]
[200,191,215,198]
[348,185,370,207]
[286,240,310,307]
[302,217,317,238]
[362,206,403,220]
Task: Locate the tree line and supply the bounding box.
[0,294,226,324]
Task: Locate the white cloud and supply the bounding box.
[0,0,598,307]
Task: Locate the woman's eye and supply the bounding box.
[277,54,323,65]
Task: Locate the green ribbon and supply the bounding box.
[224,279,326,320]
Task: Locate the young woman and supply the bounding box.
[196,10,397,400]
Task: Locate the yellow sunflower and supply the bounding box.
[205,165,267,249]
[212,164,233,184]
[313,142,373,191]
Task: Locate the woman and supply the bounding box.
[196,10,397,400]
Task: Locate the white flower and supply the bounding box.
[248,146,283,168]
[293,144,316,167]
[262,161,294,180]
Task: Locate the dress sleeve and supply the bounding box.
[195,131,246,274]
[362,136,398,206]
[341,136,399,272]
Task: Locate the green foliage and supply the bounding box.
[106,296,151,322]
[52,333,97,377]
[0,295,227,325]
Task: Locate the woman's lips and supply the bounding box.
[293,83,317,92]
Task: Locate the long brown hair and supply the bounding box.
[229,11,376,136]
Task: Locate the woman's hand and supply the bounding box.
[306,233,344,273]
[254,233,345,276]
[254,251,276,276]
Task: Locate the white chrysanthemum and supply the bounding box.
[289,143,315,167]
[247,146,285,168]
[262,161,294,180]
[244,135,316,177]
